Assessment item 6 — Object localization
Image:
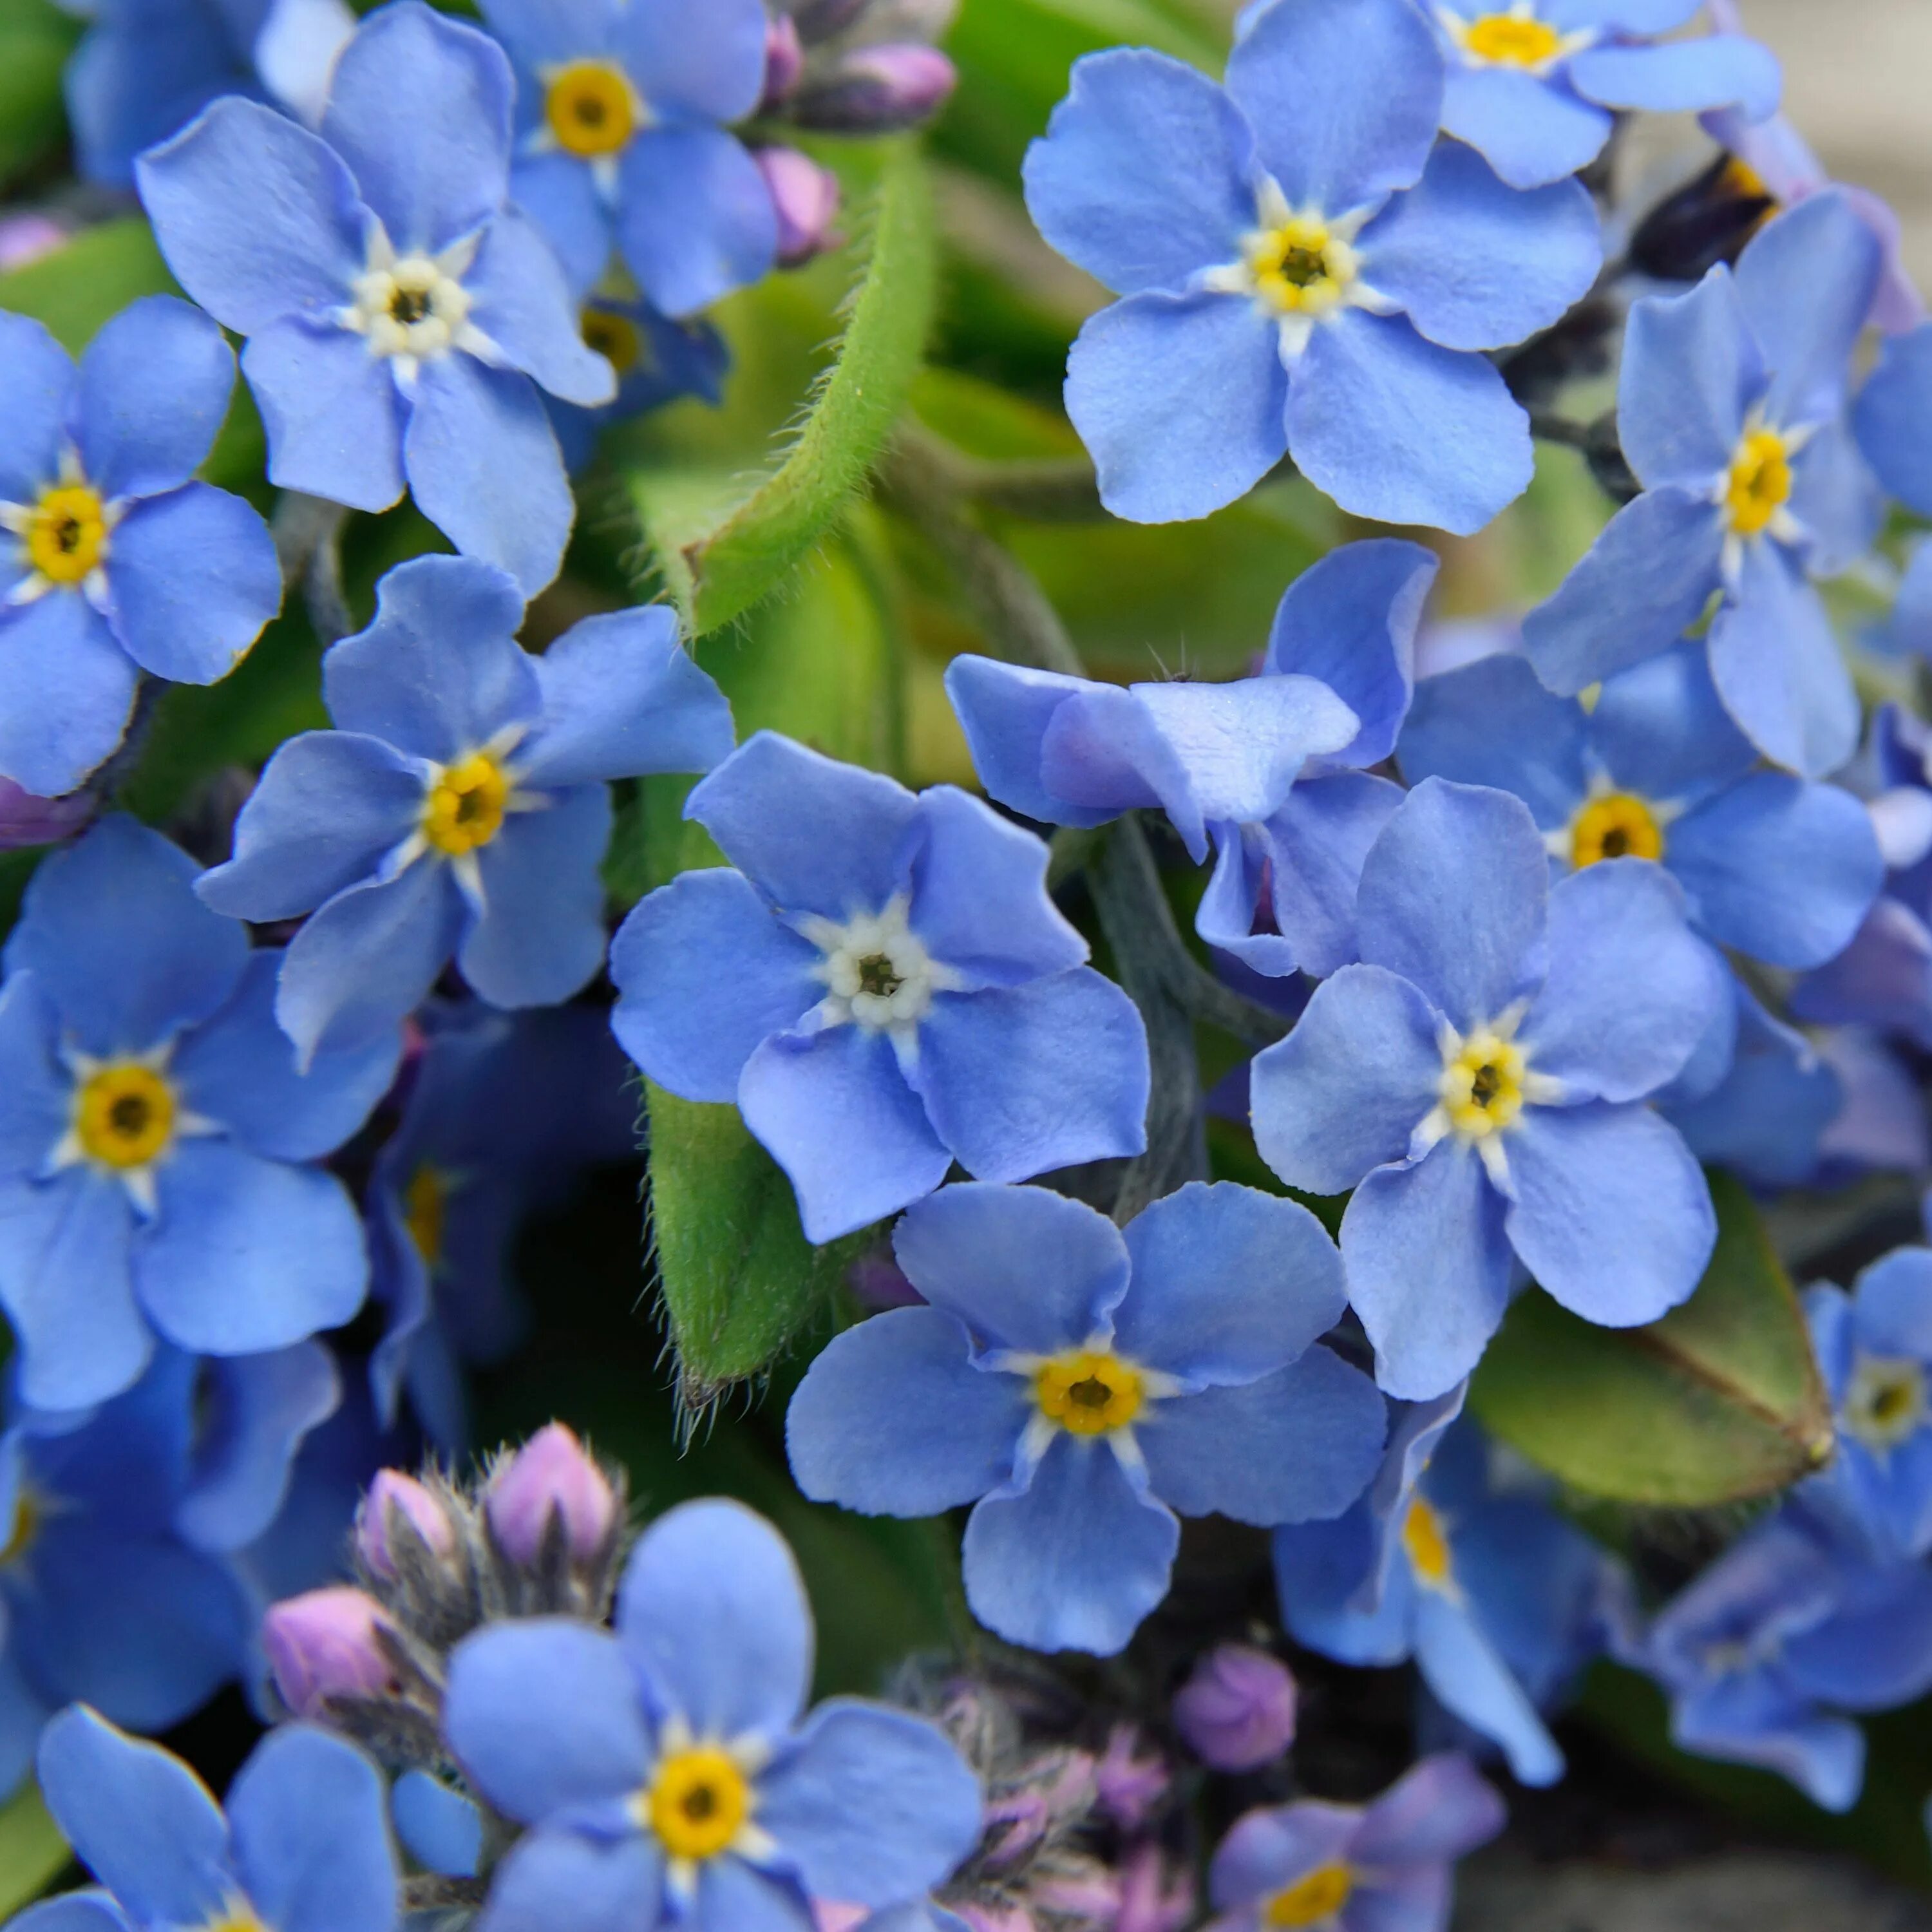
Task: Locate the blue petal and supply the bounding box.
[1411,1590,1564,1786]
[459,786,612,1010]
[911,973,1150,1184]
[0,594,139,799]
[473,1830,663,1932]
[8,815,247,1054]
[1021,49,1256,296]
[139,1139,368,1354]
[1287,312,1531,537]
[943,657,1119,831]
[5,1895,129,1932]
[1438,66,1610,191]
[1224,0,1441,213]
[690,1856,810,1932]
[1618,268,1759,491]
[1399,654,1587,827]
[444,1620,650,1824]
[35,1707,231,1928]
[402,355,574,598]
[1568,33,1781,119]
[1066,291,1285,526]
[104,484,282,684]
[615,1497,813,1742]
[1855,322,1932,517]
[464,209,616,406]
[1356,144,1600,352]
[1589,639,1756,800]
[66,3,247,188]
[961,1434,1179,1655]
[1258,772,1408,978]
[1783,1563,1932,1712]
[1036,683,1218,857]
[478,0,623,68]
[320,5,512,254]
[508,153,614,297]
[390,1772,482,1879]
[1113,1181,1345,1381]
[0,974,69,1176]
[1342,1140,1513,1400]
[1195,824,1297,976]
[1672,1672,1863,1812]
[242,318,406,514]
[756,1701,982,1907]
[75,297,236,502]
[891,1182,1130,1357]
[1548,0,1702,26]
[136,98,366,334]
[616,0,768,122]
[1273,1505,1415,1665]
[0,314,71,505]
[1208,1806,1359,1911]
[614,126,778,318]
[786,1307,1028,1515]
[1138,1346,1385,1526]
[1503,1103,1714,1326]
[1854,1251,1932,1356]
[228,1726,397,1932]
[1520,488,1725,694]
[519,607,734,790]
[1788,417,1883,578]
[1251,963,1442,1194]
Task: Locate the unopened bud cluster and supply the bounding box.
[762,0,959,134]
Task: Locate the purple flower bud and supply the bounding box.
[1173,1645,1298,1772]
[0,214,66,274]
[263,1587,395,1718]
[486,1423,616,1563]
[764,14,805,105]
[0,777,93,851]
[755,147,843,267]
[794,44,957,131]
[355,1470,455,1579]
[1095,1725,1168,1830]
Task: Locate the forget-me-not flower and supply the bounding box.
[1523,192,1884,779]
[475,0,777,310]
[1399,643,1883,969]
[0,817,397,1412]
[788,1180,1387,1656]
[610,732,1151,1244]
[1852,317,1932,555]
[12,1704,398,1932]
[136,2,618,597]
[0,297,281,799]
[443,1498,983,1932]
[1021,0,1602,533]
[198,554,734,1068]
[948,540,1438,979]
[1251,779,1723,1400]
[550,294,730,473]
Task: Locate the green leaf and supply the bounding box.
[0,0,79,191]
[0,217,175,352]
[1470,1172,1833,1506]
[0,1780,70,1919]
[624,140,938,637]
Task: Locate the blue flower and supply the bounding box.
[64,0,354,185]
[1853,319,1932,557]
[550,294,730,473]
[1206,1750,1504,1932]
[1021,0,1602,532]
[1251,778,1721,1399]
[1636,1510,1932,1812]
[0,816,396,1412]
[1274,1394,1620,1786]
[0,297,281,799]
[609,732,1151,1244]
[14,1704,397,1932]
[1522,191,1884,779]
[948,540,1439,979]
[442,1497,982,1932]
[788,1180,1386,1656]
[135,1,618,596]
[1399,642,1883,969]
[198,554,734,1068]
[475,0,777,311]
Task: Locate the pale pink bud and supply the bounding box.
[355,1470,455,1579]
[764,14,806,104]
[486,1424,616,1562]
[0,777,92,851]
[796,44,956,130]
[1173,1645,1298,1772]
[263,1587,395,1717]
[755,147,843,266]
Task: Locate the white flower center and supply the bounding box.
[800,896,959,1036]
[341,227,494,379]
[1414,1003,1564,1186]
[1843,1354,1928,1454]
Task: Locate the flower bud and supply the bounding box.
[263,1587,395,1718]
[486,1423,617,1563]
[1172,1645,1298,1772]
[355,1469,455,1579]
[1094,1725,1168,1829]
[793,44,957,131]
[0,214,66,274]
[756,147,844,267]
[764,14,805,105]
[0,778,93,851]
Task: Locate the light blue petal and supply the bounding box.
[390,1772,481,1880]
[242,317,406,514]
[786,1307,1028,1515]
[616,0,768,122]
[1021,48,1256,296]
[1548,0,1701,26]
[1208,1806,1359,1912]
[0,973,69,1175]
[1398,654,1587,828]
[942,657,1119,831]
[1438,65,1610,191]
[66,3,246,188]
[1567,33,1781,120]
[1411,1591,1564,1786]
[75,297,236,502]
[1342,1141,1513,1400]
[1617,268,1759,491]
[0,594,139,800]
[1853,1251,1932,1358]
[615,1497,813,1741]
[1256,773,1406,978]
[1788,417,1883,578]
[891,1182,1130,1358]
[508,153,614,298]
[1349,1750,1507,1866]
[690,1857,809,1932]
[1783,1563,1932,1712]
[478,0,622,68]
[1287,312,1531,537]
[1502,1103,1714,1326]
[961,1434,1179,1655]
[1671,1673,1862,1814]
[459,786,612,1009]
[5,1895,130,1932]
[1137,1347,1385,1525]
[1250,963,1441,1194]
[474,1830,663,1932]
[614,126,778,318]
[1039,684,1201,851]
[910,973,1150,1183]
[1854,322,1932,516]
[1590,639,1756,800]
[1195,823,1298,975]
[0,314,71,504]
[1066,290,1285,526]
[464,208,616,406]
[1274,1505,1414,1665]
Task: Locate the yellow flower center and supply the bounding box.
[0,1490,41,1569]
[422,752,510,857]
[1463,13,1564,67]
[1724,427,1794,538]
[1719,155,1774,204]
[198,1907,269,1932]
[1402,1497,1455,1591]
[27,483,107,585]
[1439,1030,1526,1139]
[1569,792,1664,868]
[1265,1862,1356,1927]
[1246,216,1352,317]
[1844,1356,1929,1452]
[643,1747,751,1863]
[582,307,645,377]
[75,1063,177,1170]
[404,1165,448,1267]
[545,61,639,158]
[1034,1350,1146,1437]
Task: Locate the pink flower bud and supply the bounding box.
[1173,1645,1298,1772]
[1094,1725,1168,1830]
[764,14,805,105]
[0,777,93,851]
[355,1470,455,1579]
[796,44,956,131]
[263,1587,395,1718]
[755,147,843,267]
[0,214,66,274]
[486,1423,616,1563]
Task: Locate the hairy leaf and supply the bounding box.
[0,1781,70,1919]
